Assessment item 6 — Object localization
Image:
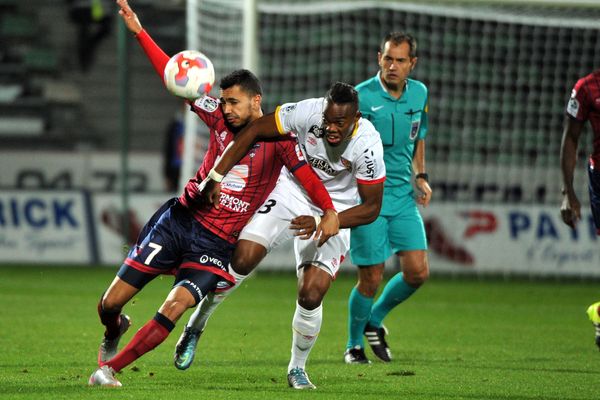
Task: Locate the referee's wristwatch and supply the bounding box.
[415,173,429,182]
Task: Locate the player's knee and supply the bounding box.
[159,298,193,322]
[101,293,123,313]
[357,268,383,297]
[230,256,256,275]
[404,263,429,287]
[230,243,264,275]
[297,288,324,310]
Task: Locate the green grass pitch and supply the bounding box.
[0,265,598,399]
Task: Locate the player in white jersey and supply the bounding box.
[175,82,385,389]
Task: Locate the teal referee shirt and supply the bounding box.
[356,73,428,199]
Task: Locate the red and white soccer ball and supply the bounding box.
[163,50,215,100]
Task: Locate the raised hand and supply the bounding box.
[117,0,142,34]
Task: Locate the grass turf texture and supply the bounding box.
[0,265,597,400]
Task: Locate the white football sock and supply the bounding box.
[288,302,322,372]
[186,268,247,332]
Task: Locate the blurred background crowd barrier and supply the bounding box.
[1,0,599,277]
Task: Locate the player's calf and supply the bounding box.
[98,314,131,363]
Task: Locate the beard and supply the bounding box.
[382,78,400,92]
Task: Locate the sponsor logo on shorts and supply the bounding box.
[182,279,203,298]
[199,254,224,268]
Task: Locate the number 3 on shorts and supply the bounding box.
[257,199,277,214]
[144,242,163,265]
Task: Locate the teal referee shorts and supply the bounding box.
[350,191,427,266]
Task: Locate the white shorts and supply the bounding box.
[239,183,350,278]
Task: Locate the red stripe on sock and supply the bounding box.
[102,319,170,372]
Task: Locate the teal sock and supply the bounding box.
[346,287,374,349]
[369,273,417,328]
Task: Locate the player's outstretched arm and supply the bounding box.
[117,0,171,82]
[560,116,585,229]
[117,0,142,34]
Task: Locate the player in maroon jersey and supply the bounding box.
[88,0,339,387]
[560,69,600,351]
[560,69,600,235]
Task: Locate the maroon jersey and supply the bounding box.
[179,96,307,243]
[566,69,600,165]
[136,28,334,244]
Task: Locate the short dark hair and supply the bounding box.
[380,32,417,58]
[219,69,263,96]
[326,82,358,108]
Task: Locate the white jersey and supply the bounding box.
[274,97,386,211]
[239,98,385,275]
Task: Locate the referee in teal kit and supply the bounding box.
[344,32,431,364]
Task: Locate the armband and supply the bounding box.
[208,168,224,183]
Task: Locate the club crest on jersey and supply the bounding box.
[341,157,352,172]
[194,96,219,113]
[199,254,224,268]
[248,143,260,158]
[410,116,421,141]
[308,124,325,138]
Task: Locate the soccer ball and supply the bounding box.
[163,50,215,100]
